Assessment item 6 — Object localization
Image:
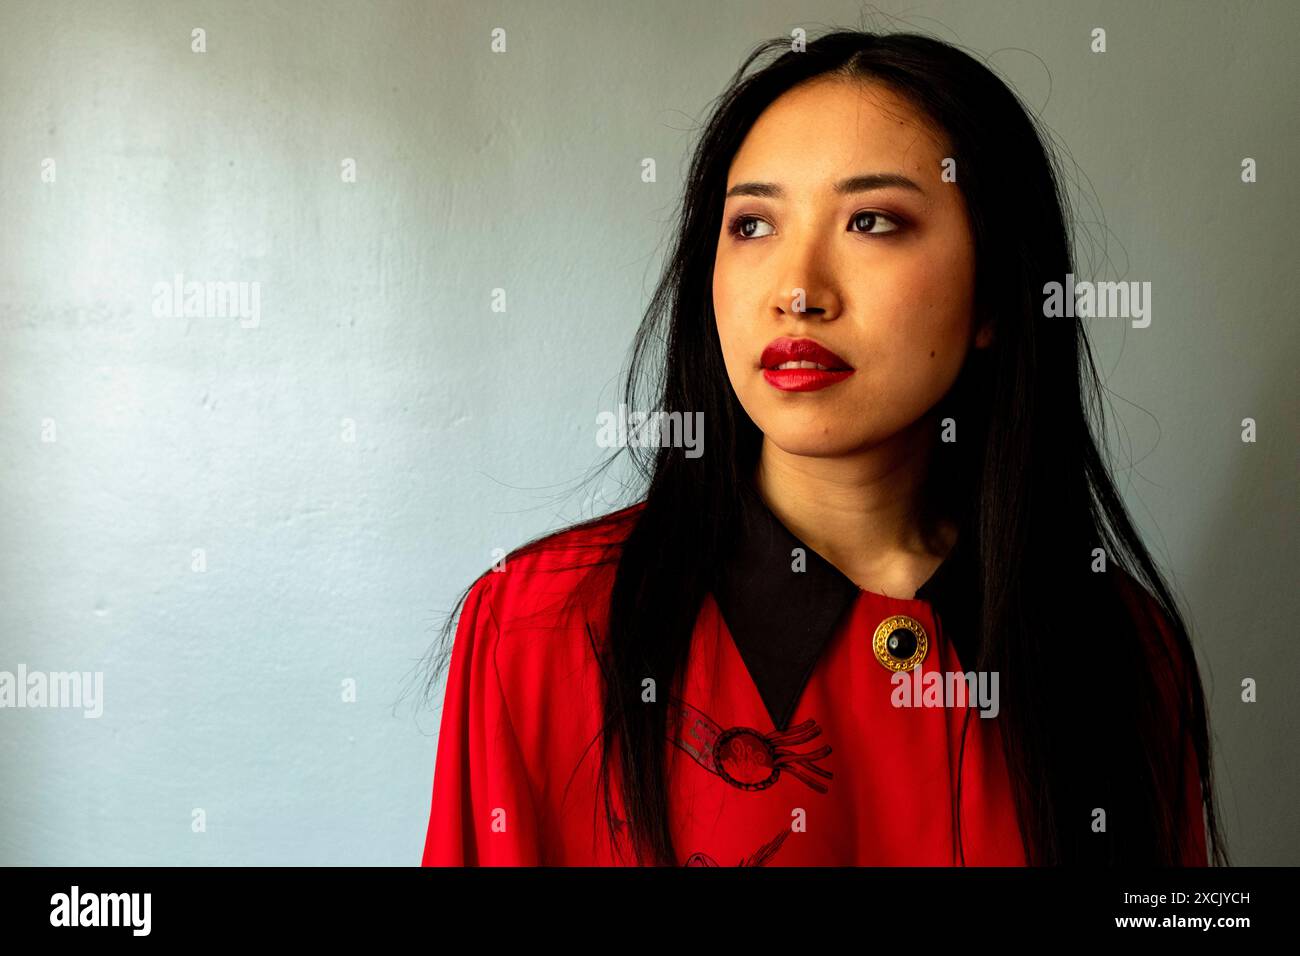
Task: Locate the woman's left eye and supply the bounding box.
[849,210,901,235]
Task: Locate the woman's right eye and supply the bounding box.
[727,215,774,240]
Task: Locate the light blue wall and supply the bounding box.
[1,0,1295,864]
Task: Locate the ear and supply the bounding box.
[973,318,994,349]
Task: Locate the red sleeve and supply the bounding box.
[421,574,542,866]
[1170,641,1209,867]
[1180,737,1208,866]
[1119,574,1208,866]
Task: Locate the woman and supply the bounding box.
[416,30,1225,866]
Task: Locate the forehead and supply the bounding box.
[726,77,949,188]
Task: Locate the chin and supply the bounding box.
[759,426,868,459]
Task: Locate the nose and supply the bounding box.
[766,235,843,323]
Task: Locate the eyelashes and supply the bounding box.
[725,210,904,240]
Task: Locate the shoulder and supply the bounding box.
[457,501,645,665]
[1110,567,1178,648]
[474,500,642,607]
[1109,566,1209,859]
[448,504,646,748]
[1109,565,1197,702]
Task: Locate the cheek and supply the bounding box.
[849,262,972,430]
[872,252,975,361]
[711,264,727,332]
[712,258,751,365]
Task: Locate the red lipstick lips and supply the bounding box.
[759,337,855,392]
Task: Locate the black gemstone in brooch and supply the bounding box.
[872,614,929,671]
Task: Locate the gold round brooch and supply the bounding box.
[872,614,929,672]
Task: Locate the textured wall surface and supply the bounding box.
[0,0,1295,864]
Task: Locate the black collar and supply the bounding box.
[712,482,981,731]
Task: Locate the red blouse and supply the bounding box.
[421,489,1207,866]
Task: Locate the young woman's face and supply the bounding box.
[713,77,989,459]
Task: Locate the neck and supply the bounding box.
[751,418,955,598]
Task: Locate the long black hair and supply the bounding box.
[409,29,1226,867]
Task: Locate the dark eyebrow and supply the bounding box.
[724,172,924,199]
